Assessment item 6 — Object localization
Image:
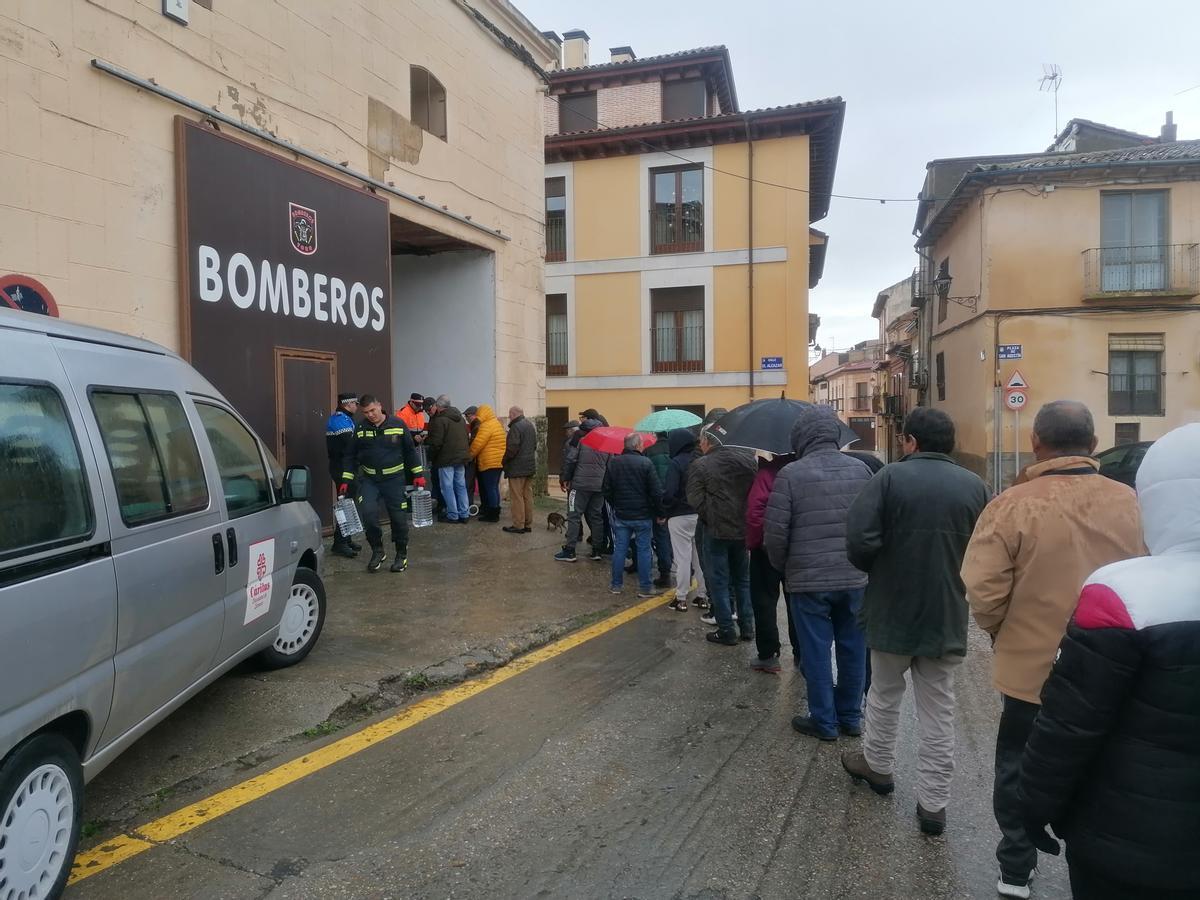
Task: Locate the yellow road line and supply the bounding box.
[69,590,672,885]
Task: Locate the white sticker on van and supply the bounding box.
[244,538,275,625]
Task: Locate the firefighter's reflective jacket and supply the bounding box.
[341,416,422,485]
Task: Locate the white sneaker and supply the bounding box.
[699,612,717,625]
[996,875,1032,899]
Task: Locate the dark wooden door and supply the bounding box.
[848,416,876,452]
[276,349,336,524]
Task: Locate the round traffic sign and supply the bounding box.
[1005,389,1028,411]
[0,274,59,317]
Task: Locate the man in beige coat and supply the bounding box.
[962,400,1143,900]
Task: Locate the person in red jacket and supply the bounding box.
[745,453,797,672]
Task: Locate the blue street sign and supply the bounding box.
[998,344,1022,360]
[761,356,783,370]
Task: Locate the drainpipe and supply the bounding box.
[744,116,755,400]
[993,314,1004,494]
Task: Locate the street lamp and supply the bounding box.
[933,271,953,297]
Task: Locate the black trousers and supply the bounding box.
[994,695,1040,881]
[749,548,792,660]
[358,476,409,557]
[1068,854,1195,900]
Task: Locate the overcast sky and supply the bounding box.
[518,0,1200,352]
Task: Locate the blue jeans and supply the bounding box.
[611,517,653,591]
[437,465,469,521]
[788,589,867,736]
[705,535,753,635]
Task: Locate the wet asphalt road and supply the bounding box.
[70,601,1071,899]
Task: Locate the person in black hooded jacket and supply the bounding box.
[661,428,707,611]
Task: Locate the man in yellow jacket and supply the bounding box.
[469,404,506,523]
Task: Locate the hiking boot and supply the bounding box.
[390,556,409,573]
[791,716,838,741]
[996,874,1033,899]
[699,611,717,626]
[331,541,358,559]
[750,655,781,674]
[667,597,688,612]
[841,751,895,795]
[917,803,946,836]
[366,548,386,573]
[555,547,577,562]
[705,630,739,646]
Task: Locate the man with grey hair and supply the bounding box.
[602,432,663,597]
[502,405,537,533]
[962,400,1144,899]
[426,394,471,523]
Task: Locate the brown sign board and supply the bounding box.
[175,118,392,509]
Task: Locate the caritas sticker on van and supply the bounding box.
[244,538,276,625]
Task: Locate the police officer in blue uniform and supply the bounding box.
[325,392,362,558]
[339,394,425,573]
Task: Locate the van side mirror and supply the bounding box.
[282,466,310,502]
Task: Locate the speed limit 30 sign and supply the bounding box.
[1005,388,1028,411]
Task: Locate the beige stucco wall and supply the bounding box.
[571,155,642,260]
[0,0,553,414]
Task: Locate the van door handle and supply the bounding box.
[212,533,225,574]
[226,528,238,567]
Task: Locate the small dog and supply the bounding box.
[546,511,566,533]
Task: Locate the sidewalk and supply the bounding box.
[83,494,634,827]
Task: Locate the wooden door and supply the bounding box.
[546,406,569,477]
[848,416,876,452]
[276,349,336,524]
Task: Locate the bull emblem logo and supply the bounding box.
[289,202,317,255]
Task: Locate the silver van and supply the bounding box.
[0,309,327,897]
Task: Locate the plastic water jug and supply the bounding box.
[333,497,364,536]
[410,488,434,528]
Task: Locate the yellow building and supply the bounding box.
[539,35,844,447]
[913,122,1200,490]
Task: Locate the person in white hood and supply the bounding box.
[1017,423,1200,900]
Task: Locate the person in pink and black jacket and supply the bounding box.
[745,452,797,673]
[1019,422,1200,900]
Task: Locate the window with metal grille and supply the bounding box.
[650,165,704,254]
[651,286,704,373]
[1108,334,1164,415]
[558,92,597,133]
[410,66,447,140]
[935,352,946,401]
[545,177,566,262]
[546,294,568,376]
[853,382,870,411]
[1114,422,1141,446]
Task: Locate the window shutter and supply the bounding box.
[1108,333,1164,351]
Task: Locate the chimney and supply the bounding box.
[540,31,562,70]
[1160,110,1178,143]
[562,28,589,68]
[609,45,636,64]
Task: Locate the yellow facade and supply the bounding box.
[924,179,1200,483]
[546,134,817,428]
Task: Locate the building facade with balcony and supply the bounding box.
[871,276,919,461]
[911,124,1200,489]
[540,33,844,440]
[808,340,884,451]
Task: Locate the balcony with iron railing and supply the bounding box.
[650,324,704,373]
[851,394,871,412]
[545,214,566,262]
[650,204,704,255]
[546,329,568,376]
[1082,244,1200,299]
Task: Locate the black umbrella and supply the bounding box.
[708,397,859,455]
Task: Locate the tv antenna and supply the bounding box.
[1038,63,1063,136]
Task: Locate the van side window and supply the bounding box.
[91,391,209,525]
[195,403,273,517]
[0,383,93,558]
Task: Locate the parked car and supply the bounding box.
[1095,440,1154,488]
[0,308,327,898]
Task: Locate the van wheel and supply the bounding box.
[258,567,326,670]
[0,733,83,900]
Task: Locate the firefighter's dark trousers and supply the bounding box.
[358,476,409,559]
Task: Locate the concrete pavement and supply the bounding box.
[71,589,1071,899]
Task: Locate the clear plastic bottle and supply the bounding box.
[410,488,434,528]
[333,496,364,536]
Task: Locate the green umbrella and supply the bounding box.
[634,408,703,433]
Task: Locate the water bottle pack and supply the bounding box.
[333,496,364,537]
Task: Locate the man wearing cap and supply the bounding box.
[326,392,362,558]
[578,408,609,427]
[397,392,428,441]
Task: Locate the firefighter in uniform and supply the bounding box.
[325,392,362,558]
[339,394,425,573]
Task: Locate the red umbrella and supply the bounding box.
[580,426,658,455]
